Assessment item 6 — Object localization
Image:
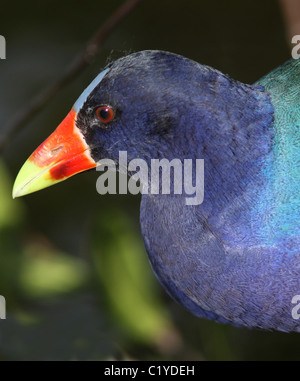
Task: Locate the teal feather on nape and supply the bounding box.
[254,59,300,248]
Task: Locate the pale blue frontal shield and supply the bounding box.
[73,68,110,112]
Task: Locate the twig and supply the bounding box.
[0,0,143,152]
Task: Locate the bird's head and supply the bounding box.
[12,50,271,199]
[13,50,204,198]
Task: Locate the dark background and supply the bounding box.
[0,0,299,360]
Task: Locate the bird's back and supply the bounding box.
[251,59,300,250]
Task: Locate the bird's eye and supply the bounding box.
[95,105,114,123]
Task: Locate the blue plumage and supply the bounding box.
[254,59,300,248]
[14,51,300,332]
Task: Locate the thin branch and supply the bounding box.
[0,0,143,152]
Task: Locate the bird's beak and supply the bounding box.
[12,108,97,198]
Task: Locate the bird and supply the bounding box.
[13,50,300,332]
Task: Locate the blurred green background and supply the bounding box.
[0,0,299,360]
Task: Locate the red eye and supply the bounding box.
[95,105,114,123]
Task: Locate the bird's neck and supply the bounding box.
[154,74,275,246]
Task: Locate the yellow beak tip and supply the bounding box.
[12,159,62,199]
[12,189,18,199]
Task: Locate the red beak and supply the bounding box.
[13,108,97,198]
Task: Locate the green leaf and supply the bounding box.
[20,244,89,298]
